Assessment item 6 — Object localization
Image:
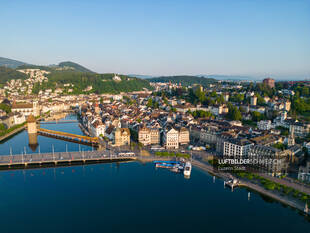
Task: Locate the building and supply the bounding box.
[138,126,151,145]
[11,101,40,117]
[139,127,160,146]
[163,126,179,149]
[223,138,253,158]
[223,93,229,102]
[257,120,272,131]
[178,127,190,145]
[248,145,290,176]
[263,78,275,88]
[90,121,105,137]
[114,128,130,146]
[192,84,203,93]
[150,128,160,145]
[284,100,291,112]
[13,113,26,125]
[285,127,295,147]
[298,161,310,183]
[250,96,257,106]
[289,122,310,138]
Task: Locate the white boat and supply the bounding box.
[183,162,192,177]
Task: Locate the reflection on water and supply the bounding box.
[28,133,38,151]
[0,162,308,233]
[0,114,309,233]
[0,114,92,156]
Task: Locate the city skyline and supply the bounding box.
[1,0,309,79]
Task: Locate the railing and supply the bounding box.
[0,150,136,167]
[37,128,98,143]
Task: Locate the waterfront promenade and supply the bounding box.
[192,159,309,214]
[0,125,26,142]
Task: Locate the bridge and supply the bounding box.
[37,128,99,146]
[39,120,79,124]
[0,151,136,170]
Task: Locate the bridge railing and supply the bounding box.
[0,151,136,166]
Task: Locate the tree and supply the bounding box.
[0,123,6,131]
[227,106,242,121]
[251,111,264,122]
[0,103,11,113]
[146,98,153,108]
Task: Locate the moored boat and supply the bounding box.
[183,161,192,177]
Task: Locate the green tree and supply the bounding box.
[227,106,242,121]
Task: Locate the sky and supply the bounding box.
[1,0,310,79]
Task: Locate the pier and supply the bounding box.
[0,150,136,169]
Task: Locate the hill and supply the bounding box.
[58,61,94,73]
[32,71,152,94]
[0,66,28,84]
[149,75,217,87]
[201,74,254,80]
[0,57,27,69]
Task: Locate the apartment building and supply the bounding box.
[223,138,253,158]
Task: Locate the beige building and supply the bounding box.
[179,127,190,145]
[138,126,160,145]
[139,126,151,145]
[250,96,257,106]
[114,128,130,146]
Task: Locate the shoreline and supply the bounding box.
[0,125,26,143]
[191,159,308,214]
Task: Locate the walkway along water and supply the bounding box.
[192,159,309,214]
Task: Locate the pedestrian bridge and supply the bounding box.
[0,151,136,170]
[37,128,99,145]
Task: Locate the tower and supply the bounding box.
[95,102,100,114]
[251,96,257,106]
[33,101,40,117]
[27,114,38,151]
[286,126,295,147]
[27,114,37,134]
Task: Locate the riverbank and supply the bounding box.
[0,124,26,143]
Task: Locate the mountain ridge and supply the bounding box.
[0,57,28,69]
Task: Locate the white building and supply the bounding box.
[257,120,272,131]
[163,126,179,149]
[223,138,253,158]
[13,113,26,125]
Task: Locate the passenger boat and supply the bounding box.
[183,162,192,177]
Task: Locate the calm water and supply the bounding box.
[0,115,309,233]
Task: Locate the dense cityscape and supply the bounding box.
[0,63,309,212]
[1,0,309,232]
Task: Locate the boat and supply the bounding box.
[183,161,192,177]
[155,163,174,168]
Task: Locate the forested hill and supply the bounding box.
[58,61,94,73]
[149,75,217,86]
[32,71,152,94]
[17,61,94,73]
[0,67,28,84]
[0,57,27,69]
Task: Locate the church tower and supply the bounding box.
[286,126,295,147]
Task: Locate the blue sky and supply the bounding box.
[1,0,309,78]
